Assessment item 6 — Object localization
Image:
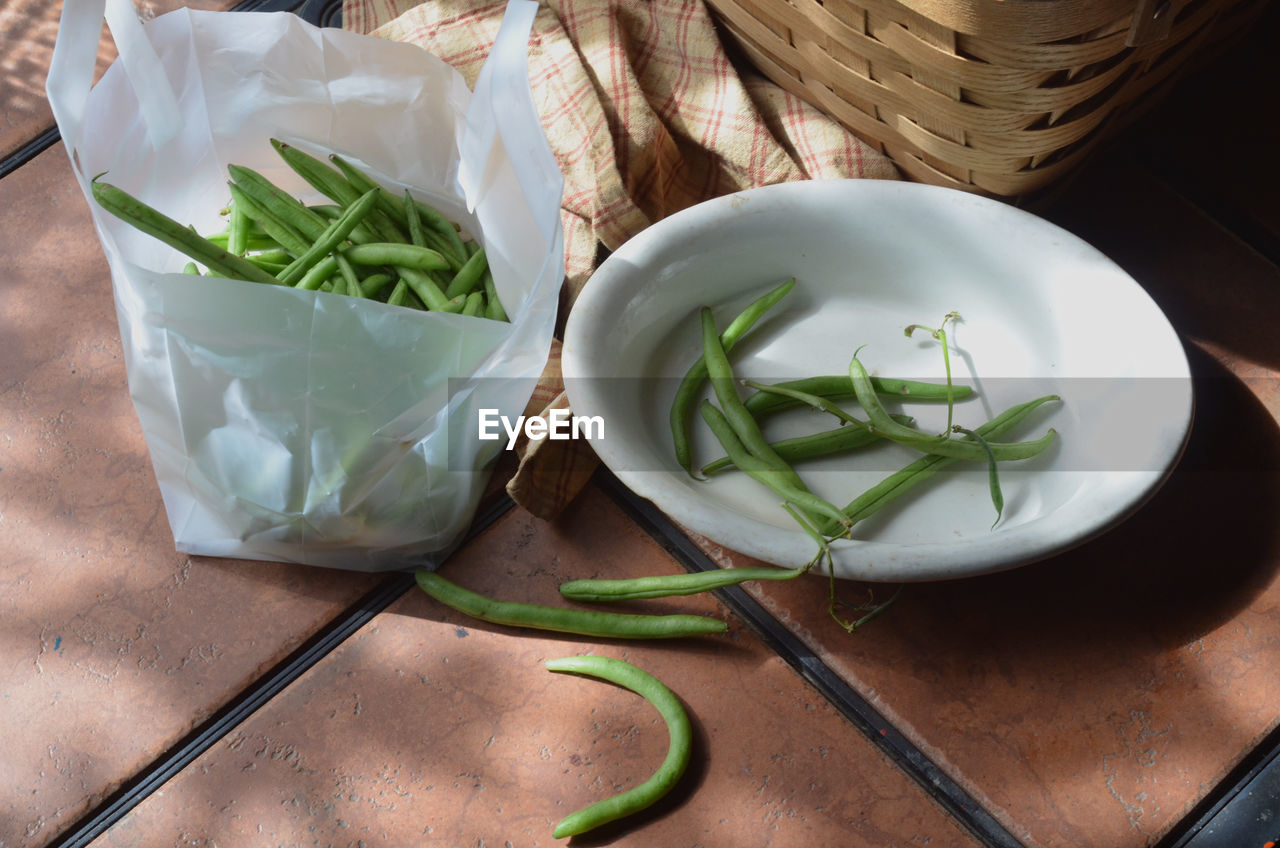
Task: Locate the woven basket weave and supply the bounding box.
[706,0,1267,197]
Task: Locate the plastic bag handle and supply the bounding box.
[47,0,181,171]
[459,0,563,245]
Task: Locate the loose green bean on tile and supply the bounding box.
[545,655,692,839]
[413,571,728,639]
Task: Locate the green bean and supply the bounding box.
[846,353,1055,462]
[954,425,1004,525]
[226,163,330,242]
[743,375,975,416]
[482,268,508,322]
[226,198,249,256]
[412,198,469,264]
[444,247,488,299]
[271,138,361,206]
[670,278,795,474]
[395,266,452,311]
[414,571,727,639]
[384,280,429,310]
[546,656,692,839]
[271,140,396,244]
[277,189,379,287]
[699,401,851,531]
[328,153,410,242]
[226,182,311,256]
[699,413,913,475]
[403,188,427,248]
[343,242,450,272]
[335,252,363,298]
[91,176,282,286]
[461,291,484,317]
[206,232,280,253]
[359,272,393,299]
[560,566,804,602]
[295,255,339,291]
[244,255,290,273]
[842,394,1060,523]
[701,307,808,492]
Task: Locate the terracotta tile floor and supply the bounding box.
[4,2,1280,847]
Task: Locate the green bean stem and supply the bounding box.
[414,571,727,639]
[546,656,692,839]
[669,278,796,474]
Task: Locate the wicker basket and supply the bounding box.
[706,0,1267,198]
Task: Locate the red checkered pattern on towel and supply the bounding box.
[343,0,899,519]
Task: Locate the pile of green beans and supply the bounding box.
[91,139,508,321]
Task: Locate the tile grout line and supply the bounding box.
[597,470,1028,848]
[50,493,516,848]
[1153,720,1280,848]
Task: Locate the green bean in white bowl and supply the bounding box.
[562,180,1193,583]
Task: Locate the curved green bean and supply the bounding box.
[669,278,795,474]
[560,566,805,602]
[545,656,691,839]
[413,571,727,639]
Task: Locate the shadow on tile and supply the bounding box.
[905,341,1280,655]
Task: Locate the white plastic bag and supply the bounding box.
[46,0,564,570]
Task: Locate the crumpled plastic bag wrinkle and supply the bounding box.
[47,0,563,570]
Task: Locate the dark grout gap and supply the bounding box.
[1154,722,1280,848]
[596,469,1028,848]
[50,493,516,847]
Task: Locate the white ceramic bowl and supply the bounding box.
[562,180,1193,582]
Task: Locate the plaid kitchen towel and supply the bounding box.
[344,0,899,519]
